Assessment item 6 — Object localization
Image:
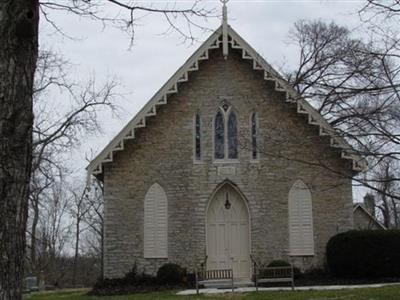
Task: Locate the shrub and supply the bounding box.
[156,263,185,285]
[268,260,302,278]
[300,268,328,279]
[257,260,301,279]
[327,230,400,278]
[123,266,137,283]
[90,266,157,296]
[183,272,196,288]
[267,260,291,267]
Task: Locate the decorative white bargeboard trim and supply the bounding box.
[87,26,367,179]
[87,29,223,177]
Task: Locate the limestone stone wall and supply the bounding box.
[102,46,354,278]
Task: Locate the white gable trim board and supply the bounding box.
[87,26,367,180]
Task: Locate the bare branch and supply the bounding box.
[39,1,218,46]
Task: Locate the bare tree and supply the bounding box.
[0,2,39,298]
[28,176,104,288]
[370,159,400,228]
[69,184,91,287]
[82,180,104,279]
[282,19,400,200]
[1,1,214,296]
[28,153,59,276]
[35,180,72,288]
[39,1,216,45]
[360,0,400,18]
[27,49,119,278]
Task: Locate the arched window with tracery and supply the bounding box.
[214,103,238,160]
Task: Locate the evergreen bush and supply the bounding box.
[327,230,400,278]
[156,263,185,285]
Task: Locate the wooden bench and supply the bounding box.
[195,269,234,294]
[254,265,294,291]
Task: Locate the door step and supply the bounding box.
[199,279,254,289]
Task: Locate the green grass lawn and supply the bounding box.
[23,285,400,300]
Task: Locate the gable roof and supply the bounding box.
[87,25,367,180]
[353,203,387,230]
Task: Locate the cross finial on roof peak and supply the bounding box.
[220,0,229,59]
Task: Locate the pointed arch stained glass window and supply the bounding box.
[195,113,201,160]
[251,113,257,160]
[228,112,238,159]
[214,103,238,160]
[215,110,225,159]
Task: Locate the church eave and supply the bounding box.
[87,26,367,181]
[86,27,224,180]
[228,27,367,173]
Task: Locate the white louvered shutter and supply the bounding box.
[288,180,314,256]
[144,183,168,258]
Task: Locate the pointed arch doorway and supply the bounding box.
[206,183,251,279]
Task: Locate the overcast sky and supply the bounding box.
[39,0,366,194]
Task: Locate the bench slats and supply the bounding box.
[254,265,295,291]
[195,268,234,294]
[199,268,233,280]
[261,266,292,278]
[258,278,292,283]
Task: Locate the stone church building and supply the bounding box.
[88,10,366,280]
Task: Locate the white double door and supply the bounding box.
[206,185,250,279]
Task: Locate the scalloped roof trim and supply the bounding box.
[87,26,367,180]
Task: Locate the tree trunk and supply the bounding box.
[0,1,39,299]
[382,197,391,229]
[390,198,399,229]
[30,196,40,273]
[101,220,104,280]
[72,218,80,287]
